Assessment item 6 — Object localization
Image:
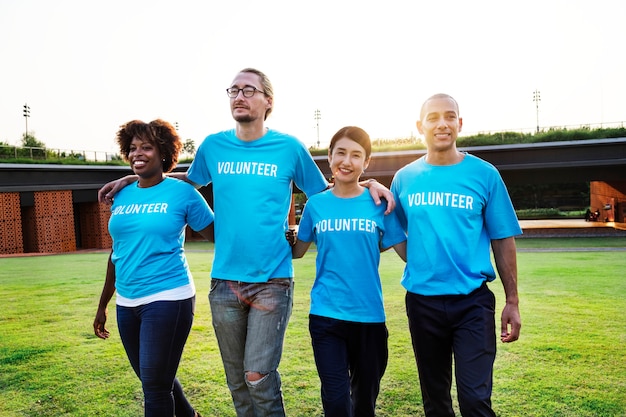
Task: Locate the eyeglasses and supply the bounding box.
[226,86,265,98]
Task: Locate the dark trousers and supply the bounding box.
[406,284,497,417]
[117,297,196,417]
[309,314,388,417]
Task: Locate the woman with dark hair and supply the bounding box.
[290,126,407,417]
[94,119,213,417]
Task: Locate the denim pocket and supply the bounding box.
[268,278,292,290]
[209,278,221,293]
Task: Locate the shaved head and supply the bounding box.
[420,94,460,120]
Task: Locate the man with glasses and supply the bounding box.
[99,68,394,417]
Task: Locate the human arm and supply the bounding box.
[379,208,406,260]
[98,175,138,204]
[291,238,312,259]
[98,172,194,204]
[195,224,213,241]
[380,240,406,261]
[285,228,312,258]
[361,179,395,214]
[185,186,214,241]
[93,253,116,339]
[491,236,521,343]
[391,241,407,262]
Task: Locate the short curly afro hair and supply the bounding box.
[115,119,182,173]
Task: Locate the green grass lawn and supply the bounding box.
[1,238,625,416]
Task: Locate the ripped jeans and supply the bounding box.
[209,278,294,417]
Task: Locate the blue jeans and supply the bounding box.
[309,315,388,417]
[209,278,293,417]
[116,297,196,417]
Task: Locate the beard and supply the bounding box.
[233,114,256,123]
[232,106,261,124]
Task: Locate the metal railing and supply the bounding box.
[2,121,625,162]
[0,145,118,162]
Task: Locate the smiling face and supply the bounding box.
[328,137,370,185]
[229,71,273,124]
[129,136,163,182]
[417,95,463,154]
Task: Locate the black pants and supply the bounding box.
[309,315,388,417]
[406,283,497,417]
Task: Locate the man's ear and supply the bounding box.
[416,120,424,134]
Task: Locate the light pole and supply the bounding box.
[23,103,30,138]
[313,109,321,148]
[532,90,541,133]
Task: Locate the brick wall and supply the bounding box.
[22,190,76,253]
[78,202,112,249]
[0,192,24,254]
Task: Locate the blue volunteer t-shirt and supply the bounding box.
[391,154,522,296]
[109,177,214,300]
[187,129,328,283]
[298,189,406,323]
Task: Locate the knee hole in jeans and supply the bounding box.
[245,371,269,387]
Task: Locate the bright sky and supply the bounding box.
[1,0,625,154]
